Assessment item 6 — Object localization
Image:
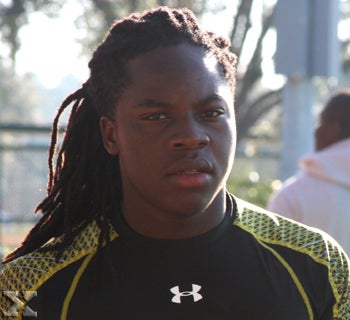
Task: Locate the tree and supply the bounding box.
[0,0,64,64]
[0,62,42,123]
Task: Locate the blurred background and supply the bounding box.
[0,0,349,257]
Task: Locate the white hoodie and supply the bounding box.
[268,137,350,255]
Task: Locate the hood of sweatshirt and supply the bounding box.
[299,137,350,190]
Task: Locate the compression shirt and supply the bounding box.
[0,194,349,319]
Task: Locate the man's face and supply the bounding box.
[101,44,236,230]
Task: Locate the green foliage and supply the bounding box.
[227,168,279,209]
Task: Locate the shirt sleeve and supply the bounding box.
[328,245,350,319]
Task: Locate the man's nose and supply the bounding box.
[169,115,210,150]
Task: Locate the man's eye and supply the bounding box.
[142,113,168,121]
[202,109,224,118]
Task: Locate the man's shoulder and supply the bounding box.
[233,197,350,317]
[0,220,118,318]
[0,219,118,292]
[234,197,348,265]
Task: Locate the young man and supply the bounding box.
[268,90,350,255]
[0,7,349,320]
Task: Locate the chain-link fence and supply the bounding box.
[0,125,52,257]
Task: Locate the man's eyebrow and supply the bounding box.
[135,99,171,108]
[135,94,226,108]
[201,93,225,103]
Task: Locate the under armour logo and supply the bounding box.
[170,284,203,304]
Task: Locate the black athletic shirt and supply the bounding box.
[1,194,349,319]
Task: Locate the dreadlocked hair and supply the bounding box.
[3,6,237,263]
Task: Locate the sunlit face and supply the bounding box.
[100,43,236,236]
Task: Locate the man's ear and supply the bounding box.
[100,116,119,155]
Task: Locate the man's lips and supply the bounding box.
[166,158,214,176]
[166,158,213,188]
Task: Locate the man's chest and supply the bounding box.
[68,242,310,319]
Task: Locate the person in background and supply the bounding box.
[268,89,350,255]
[0,7,349,320]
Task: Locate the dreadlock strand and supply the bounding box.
[47,88,85,192]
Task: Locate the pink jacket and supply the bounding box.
[268,138,350,255]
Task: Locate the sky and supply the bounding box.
[15,2,89,88]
